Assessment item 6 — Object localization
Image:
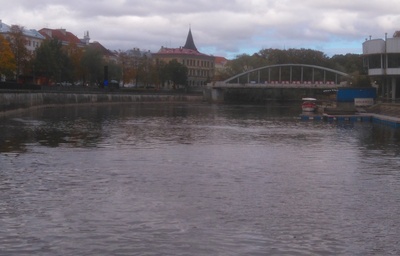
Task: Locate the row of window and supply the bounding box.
[182,59,214,68]
[188,69,212,77]
[26,40,41,48]
[187,80,208,86]
[1,34,41,49]
[366,54,400,69]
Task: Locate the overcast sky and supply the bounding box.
[1,0,400,58]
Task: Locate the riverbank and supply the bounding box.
[0,91,203,117]
[299,102,400,128]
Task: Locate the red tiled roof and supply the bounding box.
[89,41,114,56]
[155,47,209,56]
[215,56,229,65]
[39,28,82,45]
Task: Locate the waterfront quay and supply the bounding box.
[0,89,203,116]
[2,88,400,129]
[300,103,400,128]
[300,113,400,128]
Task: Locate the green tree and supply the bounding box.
[0,34,16,79]
[106,59,122,84]
[328,54,365,86]
[258,48,329,66]
[165,59,188,89]
[329,54,363,74]
[81,46,104,86]
[156,60,168,88]
[33,38,69,84]
[223,53,268,83]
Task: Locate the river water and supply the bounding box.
[1,103,400,255]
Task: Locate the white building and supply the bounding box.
[363,32,400,100]
[0,19,45,54]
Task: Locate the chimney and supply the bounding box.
[57,28,66,35]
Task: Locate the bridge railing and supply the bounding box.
[209,80,349,88]
[265,81,337,85]
[219,63,352,87]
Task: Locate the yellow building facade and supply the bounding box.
[153,29,215,89]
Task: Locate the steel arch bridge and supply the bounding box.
[212,64,352,88]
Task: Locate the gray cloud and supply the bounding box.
[2,0,400,58]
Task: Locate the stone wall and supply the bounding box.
[0,92,203,115]
[203,87,331,103]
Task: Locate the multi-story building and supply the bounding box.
[153,28,215,89]
[38,28,86,47]
[0,20,45,54]
[363,32,400,100]
[39,28,115,60]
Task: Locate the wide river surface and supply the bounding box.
[1,102,400,255]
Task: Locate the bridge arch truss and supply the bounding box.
[224,64,352,86]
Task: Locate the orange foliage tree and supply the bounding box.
[0,34,16,79]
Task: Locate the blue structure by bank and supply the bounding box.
[300,113,400,128]
[336,88,377,102]
[301,87,400,128]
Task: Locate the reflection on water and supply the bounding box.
[1,103,400,255]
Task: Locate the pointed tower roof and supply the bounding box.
[183,28,198,52]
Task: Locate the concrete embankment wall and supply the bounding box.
[203,87,330,103]
[0,92,203,115]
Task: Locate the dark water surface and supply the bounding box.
[1,103,400,255]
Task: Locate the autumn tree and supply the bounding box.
[0,34,16,80]
[8,25,31,78]
[64,42,84,83]
[116,50,134,86]
[116,48,159,87]
[147,60,161,89]
[136,55,153,87]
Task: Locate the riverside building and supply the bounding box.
[363,32,400,101]
[0,20,45,54]
[153,28,215,90]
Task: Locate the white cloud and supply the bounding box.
[2,0,400,58]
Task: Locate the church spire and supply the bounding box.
[183,27,198,52]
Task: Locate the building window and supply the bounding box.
[388,53,400,68]
[368,55,383,69]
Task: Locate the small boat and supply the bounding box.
[302,98,317,112]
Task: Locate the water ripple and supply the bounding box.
[1,103,400,255]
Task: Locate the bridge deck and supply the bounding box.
[210,82,348,89]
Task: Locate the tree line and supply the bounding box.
[1,25,369,87]
[216,48,370,87]
[0,25,189,88]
